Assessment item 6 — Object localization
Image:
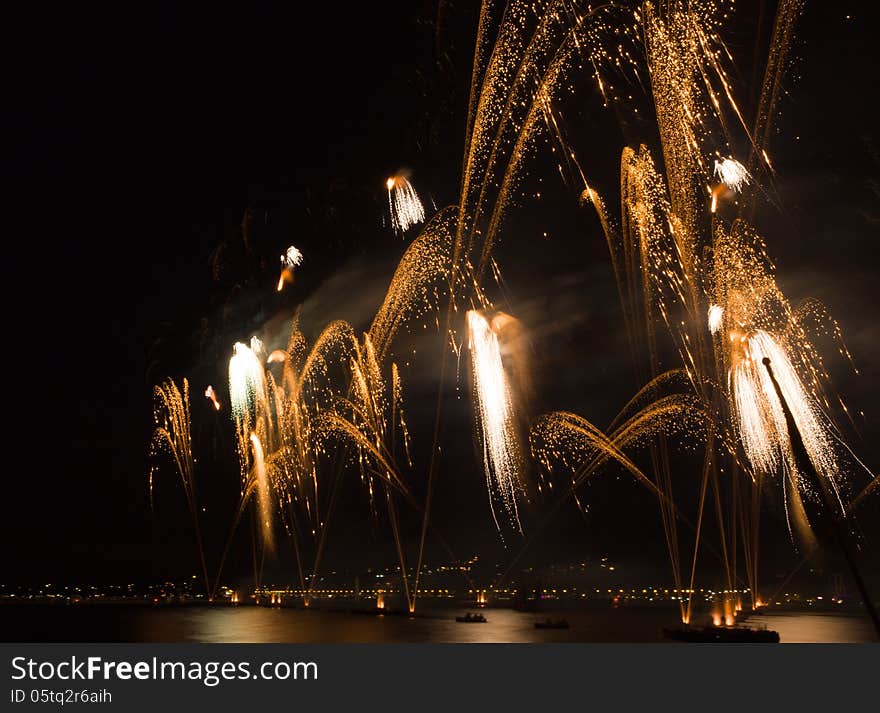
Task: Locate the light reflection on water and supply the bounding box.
[744,612,877,643]
[2,604,876,643]
[182,607,671,644]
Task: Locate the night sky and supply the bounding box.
[4,1,879,592]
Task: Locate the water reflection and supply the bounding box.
[745,613,876,643]
[1,605,875,643]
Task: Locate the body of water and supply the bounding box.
[2,604,875,643]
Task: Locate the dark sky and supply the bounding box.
[3,1,879,591]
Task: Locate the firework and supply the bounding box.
[204,385,221,411]
[531,393,706,503]
[453,1,641,283]
[730,329,841,505]
[318,334,412,500]
[386,174,426,235]
[228,340,268,434]
[282,245,304,268]
[369,208,454,361]
[249,433,275,551]
[467,310,524,532]
[707,305,724,334]
[711,220,853,497]
[573,0,850,614]
[209,318,359,599]
[145,0,874,623]
[149,378,210,594]
[714,158,751,193]
[316,333,416,610]
[749,0,805,177]
[277,245,304,291]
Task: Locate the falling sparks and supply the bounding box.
[150,379,195,504]
[714,157,751,193]
[531,395,707,504]
[228,340,267,431]
[204,385,221,411]
[730,330,841,504]
[149,378,210,594]
[708,305,724,334]
[249,433,275,551]
[576,0,865,615]
[386,174,426,235]
[316,332,416,611]
[711,221,855,497]
[369,208,454,361]
[467,310,524,532]
[144,0,874,619]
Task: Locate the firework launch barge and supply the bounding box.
[663,623,779,643]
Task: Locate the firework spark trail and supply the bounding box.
[250,433,275,551]
[472,3,641,282]
[386,175,426,235]
[706,214,862,582]
[149,378,210,595]
[575,0,837,611]
[585,152,720,615]
[150,379,194,501]
[531,394,708,501]
[404,0,641,595]
[267,318,357,538]
[225,338,279,579]
[607,145,855,594]
[144,0,879,622]
[728,330,823,552]
[315,333,417,609]
[411,0,644,596]
[643,1,758,260]
[211,318,359,600]
[458,0,639,243]
[730,329,843,508]
[456,0,538,258]
[467,310,524,532]
[368,208,455,361]
[496,393,718,602]
[747,0,805,182]
[710,219,854,431]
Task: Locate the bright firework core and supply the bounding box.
[281,245,304,268]
[467,310,524,532]
[707,304,724,334]
[228,340,266,428]
[713,157,751,193]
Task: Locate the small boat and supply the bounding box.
[663,624,779,643]
[535,618,570,630]
[456,612,487,623]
